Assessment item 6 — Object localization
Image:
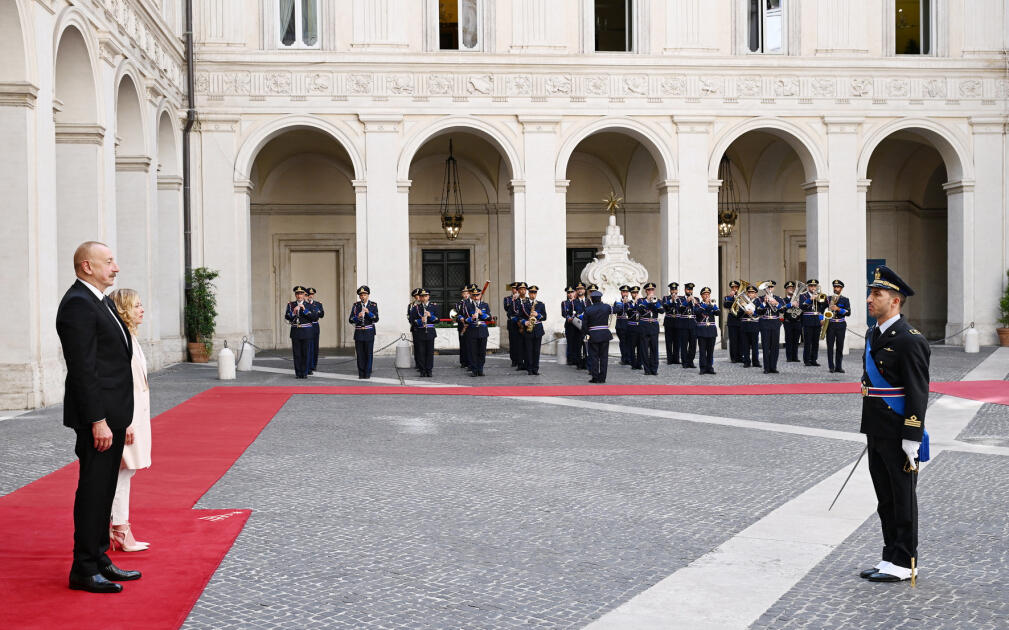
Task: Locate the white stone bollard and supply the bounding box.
[556,337,567,364]
[236,338,255,371]
[964,327,980,353]
[395,337,413,369]
[217,342,236,380]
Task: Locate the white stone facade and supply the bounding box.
[3,0,1008,409]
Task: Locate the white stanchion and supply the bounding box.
[556,337,567,364]
[217,342,236,380]
[964,327,980,353]
[236,338,255,371]
[395,337,413,368]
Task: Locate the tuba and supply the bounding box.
[729,279,756,316]
[786,281,808,318]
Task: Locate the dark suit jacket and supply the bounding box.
[56,279,135,430]
[860,316,930,441]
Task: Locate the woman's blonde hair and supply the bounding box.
[110,288,142,336]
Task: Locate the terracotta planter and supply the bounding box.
[188,342,210,363]
[997,328,1009,347]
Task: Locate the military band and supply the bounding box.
[694,287,719,375]
[826,279,851,373]
[285,285,318,379]
[755,281,782,374]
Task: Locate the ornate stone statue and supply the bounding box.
[579,192,649,304]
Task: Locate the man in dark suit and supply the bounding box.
[55,241,141,593]
[584,291,613,383]
[859,265,930,583]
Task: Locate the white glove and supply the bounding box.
[901,440,921,469]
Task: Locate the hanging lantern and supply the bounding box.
[439,139,464,240]
[717,155,741,237]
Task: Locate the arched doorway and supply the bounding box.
[405,130,514,317]
[864,129,957,339]
[156,110,184,358]
[248,127,358,349]
[54,24,102,291]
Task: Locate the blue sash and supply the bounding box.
[865,329,929,461]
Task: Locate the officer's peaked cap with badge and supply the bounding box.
[419,289,430,296]
[565,285,576,293]
[784,280,796,289]
[356,285,370,295]
[668,282,679,289]
[515,281,529,289]
[643,282,657,290]
[746,285,757,292]
[619,284,631,292]
[807,278,819,285]
[575,281,587,290]
[684,282,695,290]
[411,288,421,297]
[868,265,914,297]
[729,280,741,288]
[700,286,712,294]
[293,285,307,294]
[307,287,317,295]
[528,285,539,293]
[630,285,640,292]
[764,280,776,287]
[587,283,599,291]
[832,279,845,288]
[590,290,602,298]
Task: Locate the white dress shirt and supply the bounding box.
[80,278,129,345]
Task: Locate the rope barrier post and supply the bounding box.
[395,334,413,369]
[236,336,256,371]
[964,322,979,353]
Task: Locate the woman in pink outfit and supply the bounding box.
[109,288,152,551]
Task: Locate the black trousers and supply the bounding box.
[467,334,488,373]
[760,320,781,372]
[727,324,742,362]
[355,338,374,377]
[616,326,630,363]
[414,334,434,374]
[697,336,716,373]
[638,327,659,374]
[802,325,821,364]
[664,319,680,364]
[458,328,469,367]
[507,321,520,366]
[523,334,542,373]
[588,340,610,381]
[783,321,802,361]
[291,335,311,377]
[678,325,697,366]
[867,435,918,568]
[741,329,760,366]
[309,327,320,370]
[626,326,641,368]
[72,426,126,575]
[565,325,581,366]
[826,322,847,370]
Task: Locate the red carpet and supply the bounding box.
[931,380,1009,406]
[0,389,292,630]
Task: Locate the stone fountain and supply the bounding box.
[579,193,649,304]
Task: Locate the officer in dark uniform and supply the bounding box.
[561,286,580,367]
[826,279,852,373]
[693,287,720,375]
[613,285,632,364]
[285,286,318,379]
[306,287,324,374]
[408,288,422,373]
[626,286,642,369]
[859,265,929,583]
[456,285,471,369]
[409,288,438,377]
[517,285,547,375]
[348,285,378,379]
[584,290,613,383]
[462,284,491,377]
[662,282,681,365]
[637,282,662,375]
[677,282,698,368]
[799,279,824,366]
[510,282,530,371]
[739,285,761,368]
[504,282,519,367]
[782,281,802,362]
[723,280,743,363]
[572,282,589,368]
[755,281,783,374]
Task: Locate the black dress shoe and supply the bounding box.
[99,563,141,582]
[836,368,845,373]
[769,369,779,374]
[859,568,880,579]
[867,572,904,582]
[811,362,821,367]
[753,363,762,368]
[69,572,122,593]
[708,370,717,375]
[589,378,599,383]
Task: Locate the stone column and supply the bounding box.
[657,179,679,289]
[967,118,1007,345]
[802,179,829,281]
[54,123,106,292]
[195,115,251,354]
[673,116,718,291]
[114,155,155,312]
[517,116,565,330]
[823,117,867,345]
[944,180,976,344]
[359,115,410,345]
[157,175,185,364]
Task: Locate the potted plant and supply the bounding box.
[998,269,1009,347]
[185,267,219,362]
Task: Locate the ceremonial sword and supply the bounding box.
[828,445,868,511]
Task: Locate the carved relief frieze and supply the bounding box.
[886,78,909,98]
[304,73,331,95]
[774,77,798,97]
[623,76,647,96]
[736,77,760,97]
[811,78,835,97]
[850,78,872,97]
[509,75,532,96]
[699,77,722,96]
[585,75,608,96]
[348,74,374,95]
[195,73,210,95]
[99,0,184,93]
[545,75,572,95]
[387,74,414,95]
[467,75,493,95]
[223,72,251,95]
[660,76,687,96]
[265,73,292,95]
[428,74,453,95]
[959,79,982,98]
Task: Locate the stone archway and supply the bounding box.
[156,109,184,361]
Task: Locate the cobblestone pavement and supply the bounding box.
[184,395,858,630]
[1,345,1005,629]
[751,451,1009,630]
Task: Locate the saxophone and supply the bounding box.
[525,298,539,333]
[820,294,839,339]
